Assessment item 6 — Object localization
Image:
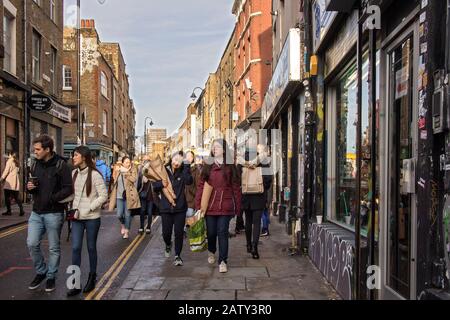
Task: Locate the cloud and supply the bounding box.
[79,0,235,135]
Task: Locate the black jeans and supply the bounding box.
[71,218,101,274]
[206,215,232,264]
[140,199,154,230]
[244,209,263,247]
[4,189,23,213]
[161,212,186,256]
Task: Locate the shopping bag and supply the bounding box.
[187,211,207,252]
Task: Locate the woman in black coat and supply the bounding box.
[239,146,272,259]
[152,151,193,266]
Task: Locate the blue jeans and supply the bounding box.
[262,209,270,232]
[117,199,132,230]
[206,215,232,265]
[27,212,64,280]
[71,218,101,274]
[140,199,154,229]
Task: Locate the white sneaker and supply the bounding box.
[208,252,216,265]
[219,262,228,273]
[164,245,171,258]
[122,230,129,239]
[120,225,126,235]
[174,256,183,266]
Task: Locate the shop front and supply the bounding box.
[261,28,303,234]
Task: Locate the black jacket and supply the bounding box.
[152,163,193,214]
[28,154,73,214]
[239,154,273,212]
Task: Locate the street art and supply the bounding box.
[309,223,354,300]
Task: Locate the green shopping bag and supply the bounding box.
[187,211,207,252]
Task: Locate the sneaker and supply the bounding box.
[164,245,171,258]
[208,252,216,265]
[120,225,126,235]
[219,262,228,273]
[138,228,144,234]
[261,231,269,237]
[45,279,56,292]
[123,230,129,239]
[174,256,183,266]
[145,229,151,235]
[29,274,46,290]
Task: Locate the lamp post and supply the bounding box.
[144,117,154,155]
[190,87,205,148]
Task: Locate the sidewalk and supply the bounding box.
[114,216,341,300]
[0,203,32,231]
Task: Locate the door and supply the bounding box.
[382,22,419,300]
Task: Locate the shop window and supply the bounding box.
[328,50,380,236]
[5,118,18,155]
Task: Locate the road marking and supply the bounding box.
[85,217,159,300]
[0,267,33,279]
[0,224,28,239]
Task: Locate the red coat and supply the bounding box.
[195,164,241,216]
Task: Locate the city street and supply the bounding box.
[0,210,154,300]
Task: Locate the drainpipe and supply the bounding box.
[23,0,30,202]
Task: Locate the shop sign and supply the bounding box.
[312,0,338,53]
[262,28,301,128]
[27,94,53,112]
[48,101,72,122]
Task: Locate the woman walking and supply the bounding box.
[137,159,158,235]
[184,151,202,226]
[1,152,24,216]
[239,144,272,259]
[109,156,141,239]
[152,151,192,266]
[67,146,108,297]
[196,139,242,273]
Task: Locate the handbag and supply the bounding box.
[121,174,127,200]
[242,166,264,194]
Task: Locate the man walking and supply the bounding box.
[26,135,73,293]
[93,152,111,186]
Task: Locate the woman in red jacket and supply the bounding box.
[195,139,241,273]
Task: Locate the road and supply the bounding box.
[0,211,157,300]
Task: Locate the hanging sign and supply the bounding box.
[28,94,53,112]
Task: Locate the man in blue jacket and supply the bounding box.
[92,152,111,186]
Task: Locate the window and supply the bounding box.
[50,0,56,22]
[32,30,41,83]
[63,65,72,90]
[3,10,16,75]
[50,46,57,94]
[100,71,108,97]
[113,86,117,107]
[103,111,108,136]
[5,118,18,155]
[113,119,117,140]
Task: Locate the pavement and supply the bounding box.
[114,216,341,300]
[0,203,32,231]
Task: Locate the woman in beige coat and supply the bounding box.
[109,156,141,239]
[0,152,24,216]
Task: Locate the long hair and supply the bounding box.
[201,139,240,185]
[9,152,19,168]
[73,146,102,197]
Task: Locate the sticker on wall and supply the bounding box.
[420,12,426,24]
[418,178,426,189]
[422,0,428,8]
[420,130,428,140]
[421,43,428,54]
[396,67,409,99]
[419,24,425,38]
[419,116,426,129]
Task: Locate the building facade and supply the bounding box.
[146,128,167,155]
[63,19,135,164]
[1,0,70,205]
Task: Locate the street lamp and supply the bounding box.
[144,117,154,155]
[190,87,204,101]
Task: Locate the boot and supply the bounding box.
[247,243,253,254]
[251,245,260,260]
[83,273,97,293]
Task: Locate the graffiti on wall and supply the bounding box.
[309,223,354,300]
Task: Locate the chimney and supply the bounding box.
[81,19,86,28]
[81,19,95,29]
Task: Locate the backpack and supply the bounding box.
[242,166,264,194]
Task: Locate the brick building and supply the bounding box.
[232,0,272,126]
[1,0,70,205]
[62,19,136,163]
[146,128,166,155]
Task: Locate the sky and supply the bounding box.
[72,0,236,139]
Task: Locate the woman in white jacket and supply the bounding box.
[67,146,108,297]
